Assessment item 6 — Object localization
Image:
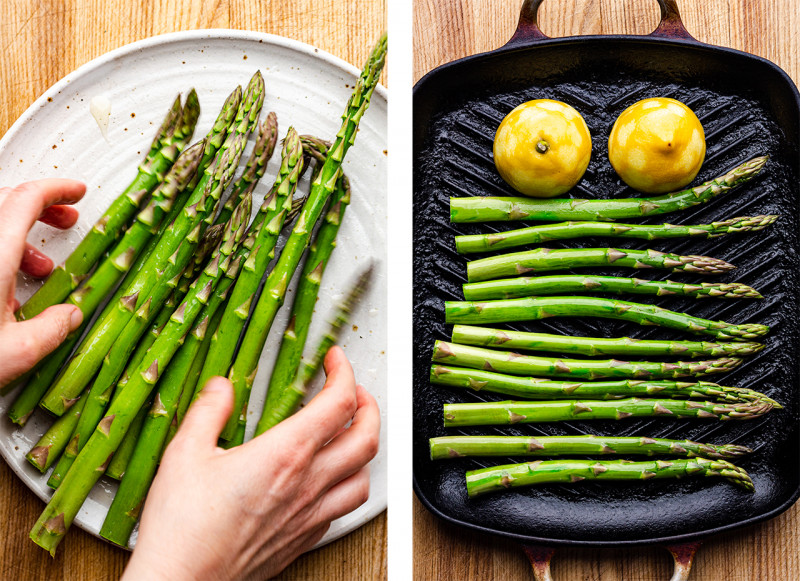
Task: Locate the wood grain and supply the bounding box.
[413,1,800,579]
[0,1,386,580]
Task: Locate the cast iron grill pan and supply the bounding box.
[413,30,800,544]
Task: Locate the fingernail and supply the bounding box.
[69,307,83,331]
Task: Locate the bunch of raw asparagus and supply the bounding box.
[434,156,779,498]
[4,34,386,554]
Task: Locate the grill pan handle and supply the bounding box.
[505,0,696,48]
[521,540,702,580]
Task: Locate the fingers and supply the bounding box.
[310,385,380,489]
[309,465,371,526]
[0,304,82,380]
[0,179,85,287]
[39,204,80,229]
[258,346,357,456]
[20,245,54,278]
[172,377,234,453]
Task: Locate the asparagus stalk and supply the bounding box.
[444,296,770,341]
[17,91,202,320]
[255,262,374,435]
[100,259,240,547]
[450,156,767,223]
[454,215,778,254]
[429,435,753,460]
[215,111,279,225]
[195,129,305,406]
[450,325,764,358]
[29,193,252,555]
[39,74,263,416]
[432,341,741,380]
[22,84,242,414]
[443,398,774,427]
[260,172,350,426]
[7,140,205,426]
[46,237,218,489]
[104,396,149,480]
[142,95,183,166]
[463,275,762,301]
[430,365,779,405]
[25,390,89,473]
[465,458,755,497]
[223,34,387,440]
[466,247,735,283]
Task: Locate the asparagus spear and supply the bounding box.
[39,74,263,416]
[142,95,183,166]
[17,91,201,320]
[444,297,770,341]
[195,129,305,404]
[443,398,774,427]
[25,390,89,473]
[222,34,387,440]
[450,325,764,358]
[466,247,735,283]
[7,140,205,425]
[17,85,242,412]
[454,215,778,254]
[432,341,741,380]
[260,172,350,427]
[255,262,374,435]
[429,435,753,460]
[450,156,767,223]
[430,365,779,405]
[46,235,219,489]
[465,458,755,497]
[463,275,762,301]
[215,112,279,225]
[29,193,252,555]
[100,257,240,546]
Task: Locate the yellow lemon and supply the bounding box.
[493,99,592,198]
[608,97,705,194]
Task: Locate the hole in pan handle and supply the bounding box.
[504,0,697,48]
[520,540,703,580]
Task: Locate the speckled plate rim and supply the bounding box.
[0,28,387,553]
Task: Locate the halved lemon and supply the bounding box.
[493,99,592,198]
[608,97,705,194]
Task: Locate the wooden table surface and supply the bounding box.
[413,1,800,579]
[0,1,386,580]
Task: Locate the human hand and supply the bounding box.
[0,179,86,388]
[123,346,380,581]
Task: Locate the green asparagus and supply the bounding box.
[17,91,201,320]
[432,341,741,380]
[222,34,387,440]
[29,192,252,555]
[256,262,374,435]
[429,435,752,460]
[443,398,774,427]
[430,365,779,405]
[444,297,770,341]
[454,215,778,254]
[465,458,754,497]
[450,325,764,358]
[462,275,762,301]
[450,156,767,223]
[25,390,88,473]
[466,247,735,283]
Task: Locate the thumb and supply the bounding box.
[4,304,81,379]
[174,376,234,451]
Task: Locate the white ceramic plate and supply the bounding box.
[0,30,387,550]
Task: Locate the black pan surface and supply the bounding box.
[413,32,800,545]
